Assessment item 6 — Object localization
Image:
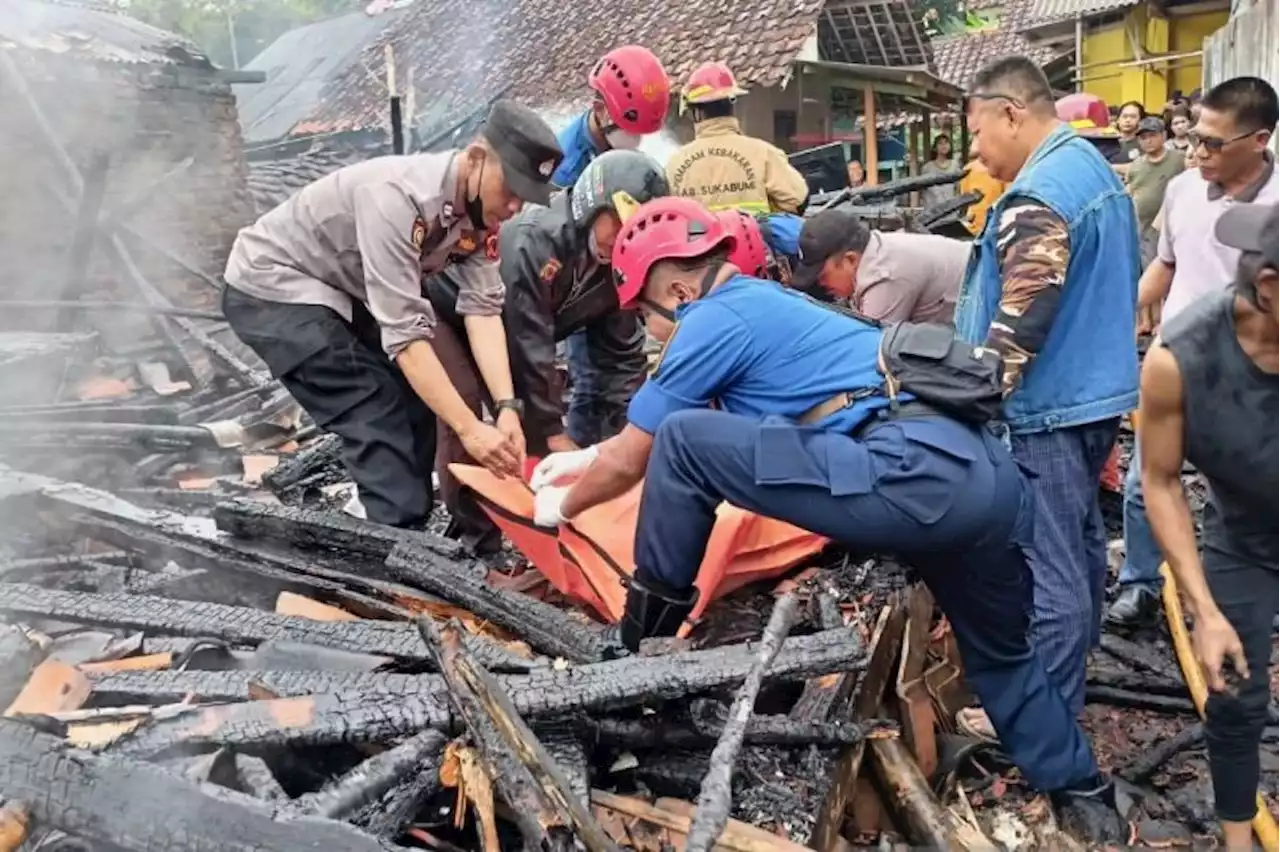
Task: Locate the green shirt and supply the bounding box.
[1128,152,1185,232]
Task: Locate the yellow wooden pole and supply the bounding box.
[1159,562,1279,851]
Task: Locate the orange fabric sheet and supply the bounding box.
[449,463,827,625]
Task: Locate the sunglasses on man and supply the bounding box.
[1187,128,1267,153]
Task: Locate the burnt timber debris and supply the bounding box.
[0,33,1271,845]
[0,312,1274,851]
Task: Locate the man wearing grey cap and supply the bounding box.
[789,208,970,325]
[1138,202,1277,850]
[1127,115,1185,265]
[222,99,563,530]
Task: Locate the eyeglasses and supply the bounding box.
[1188,129,1259,153]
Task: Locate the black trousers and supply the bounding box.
[1203,544,1277,822]
[222,286,437,528]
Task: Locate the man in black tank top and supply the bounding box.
[1139,201,1278,848]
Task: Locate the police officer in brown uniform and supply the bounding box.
[665,62,809,214]
[425,150,668,551]
[221,100,562,529]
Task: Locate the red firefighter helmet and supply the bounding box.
[716,210,768,278]
[681,61,748,112]
[588,46,671,135]
[613,198,734,308]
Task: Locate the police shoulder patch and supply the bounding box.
[410,217,427,250]
[457,234,478,254]
[538,258,562,283]
[484,233,499,261]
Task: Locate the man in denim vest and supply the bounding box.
[952,57,1141,738]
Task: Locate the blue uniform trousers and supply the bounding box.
[635,408,1100,792]
[1118,440,1164,591]
[1009,420,1120,715]
[566,330,602,446]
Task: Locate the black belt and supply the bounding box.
[852,400,945,438]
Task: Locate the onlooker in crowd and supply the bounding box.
[847,159,866,189]
[1139,201,1277,849]
[920,134,959,208]
[1112,75,1279,626]
[789,207,971,324]
[1166,105,1193,156]
[1112,100,1145,165]
[1128,116,1185,265]
[955,56,1140,736]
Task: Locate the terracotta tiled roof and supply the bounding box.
[929,0,1062,88]
[246,149,366,214]
[293,0,828,136]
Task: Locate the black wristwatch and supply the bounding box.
[495,398,524,418]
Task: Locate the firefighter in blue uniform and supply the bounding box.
[527,196,1123,826]
[551,45,672,446]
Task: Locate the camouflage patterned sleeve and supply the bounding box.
[989,197,1071,396]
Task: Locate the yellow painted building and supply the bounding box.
[1025,0,1229,114]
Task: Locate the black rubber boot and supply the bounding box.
[1105,585,1161,628]
[619,575,699,652]
[1050,775,1126,844]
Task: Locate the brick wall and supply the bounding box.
[0,50,254,328]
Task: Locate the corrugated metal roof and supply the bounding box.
[0,0,210,66]
[235,7,409,144]
[1026,0,1140,26]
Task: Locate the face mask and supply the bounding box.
[587,229,607,264]
[465,159,487,230]
[605,128,642,150]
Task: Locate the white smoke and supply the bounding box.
[538,108,683,172]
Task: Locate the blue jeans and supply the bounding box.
[635,409,1101,792]
[1118,440,1164,590]
[566,330,601,446]
[1010,419,1120,716]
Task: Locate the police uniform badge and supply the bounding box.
[484,233,500,261]
[410,217,427,250]
[457,234,478,254]
[538,259,562,283]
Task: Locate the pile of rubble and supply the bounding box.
[0,342,1273,851]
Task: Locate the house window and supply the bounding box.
[774,110,798,152]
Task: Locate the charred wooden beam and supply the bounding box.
[260,433,343,494]
[0,551,129,580]
[685,594,800,852]
[1087,667,1189,697]
[67,512,408,615]
[293,729,447,822]
[0,584,537,672]
[1117,722,1204,784]
[0,420,222,451]
[234,754,289,802]
[386,542,614,662]
[100,629,867,754]
[0,625,47,710]
[215,499,464,563]
[870,735,992,848]
[1098,633,1183,682]
[1085,685,1196,714]
[0,404,180,425]
[0,718,396,852]
[420,618,617,852]
[587,709,896,751]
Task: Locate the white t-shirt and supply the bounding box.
[1157,159,1278,323]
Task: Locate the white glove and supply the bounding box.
[533,486,570,528]
[529,445,600,492]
